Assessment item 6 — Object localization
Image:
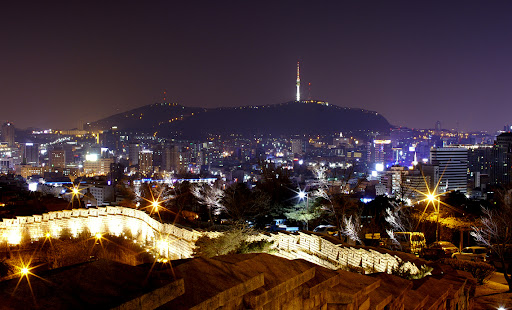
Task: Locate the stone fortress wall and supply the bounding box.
[0,206,421,275]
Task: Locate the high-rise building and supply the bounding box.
[23,143,39,166]
[109,162,125,185]
[466,145,493,188]
[367,137,393,167]
[83,157,114,175]
[50,149,66,168]
[87,185,114,206]
[381,166,430,201]
[491,132,512,185]
[430,147,468,194]
[138,150,153,175]
[162,145,191,174]
[129,143,141,166]
[1,122,15,147]
[291,139,305,155]
[100,128,119,152]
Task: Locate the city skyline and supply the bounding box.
[2,1,512,132]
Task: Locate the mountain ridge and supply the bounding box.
[86,101,392,138]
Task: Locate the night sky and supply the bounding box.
[2,1,512,132]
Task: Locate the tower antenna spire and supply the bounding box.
[296,61,300,102]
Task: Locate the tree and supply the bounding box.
[311,165,363,242]
[471,189,512,292]
[192,183,224,225]
[255,161,295,216]
[284,199,322,230]
[222,183,270,222]
[384,200,420,248]
[363,196,394,233]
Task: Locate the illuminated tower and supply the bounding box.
[296,61,300,102]
[1,122,15,147]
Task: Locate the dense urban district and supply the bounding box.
[0,100,511,309]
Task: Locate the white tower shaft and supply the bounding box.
[296,62,300,102]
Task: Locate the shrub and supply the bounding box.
[194,226,275,258]
[440,258,495,284]
[390,260,433,280]
[340,264,366,274]
[236,240,275,254]
[194,228,248,258]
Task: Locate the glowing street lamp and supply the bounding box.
[140,186,171,221]
[67,184,86,207]
[417,187,448,242]
[20,267,29,276]
[151,200,160,212]
[12,259,45,303]
[94,232,102,241]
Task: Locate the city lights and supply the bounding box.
[1,2,510,307]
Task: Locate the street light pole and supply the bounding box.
[436,199,440,242]
[305,193,309,231]
[427,192,441,242]
[298,189,309,231]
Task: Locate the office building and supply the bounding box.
[139,150,153,175]
[291,139,305,155]
[23,143,39,166]
[129,143,141,166]
[83,157,114,175]
[367,137,393,167]
[87,185,115,206]
[430,147,468,194]
[491,132,512,185]
[1,122,15,147]
[50,149,66,169]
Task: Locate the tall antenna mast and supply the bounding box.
[296,61,301,102]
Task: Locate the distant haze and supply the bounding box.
[1,1,511,132]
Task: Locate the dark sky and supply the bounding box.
[2,1,512,132]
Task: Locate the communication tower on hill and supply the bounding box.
[296,61,300,102]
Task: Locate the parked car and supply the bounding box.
[382,232,426,254]
[421,241,459,260]
[313,225,338,236]
[452,246,489,262]
[267,219,299,232]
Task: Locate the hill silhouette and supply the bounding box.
[86,101,391,138]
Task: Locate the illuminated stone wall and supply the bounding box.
[0,206,420,274]
[0,206,202,259]
[254,232,420,274]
